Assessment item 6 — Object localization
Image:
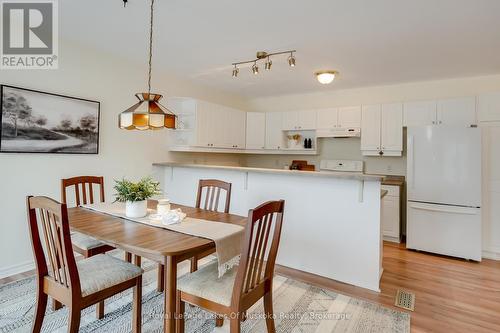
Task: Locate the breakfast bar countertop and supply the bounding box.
[153,162,384,181]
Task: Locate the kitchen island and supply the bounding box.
[153,162,384,291]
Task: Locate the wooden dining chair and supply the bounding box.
[176,200,285,333]
[156,179,232,293]
[61,176,122,318]
[26,196,143,333]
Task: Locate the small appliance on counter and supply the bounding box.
[319,160,364,173]
[289,160,315,171]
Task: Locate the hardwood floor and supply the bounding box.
[277,241,500,333]
[2,242,500,332]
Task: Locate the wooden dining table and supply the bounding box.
[67,201,247,333]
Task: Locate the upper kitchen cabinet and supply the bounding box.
[361,103,403,156]
[403,97,476,127]
[437,96,476,126]
[338,106,362,128]
[227,107,246,149]
[282,110,317,130]
[246,112,266,150]
[317,106,361,129]
[265,112,285,149]
[403,100,437,126]
[478,92,500,123]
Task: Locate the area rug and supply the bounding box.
[0,254,410,333]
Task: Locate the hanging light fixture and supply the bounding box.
[119,0,176,130]
[315,70,338,84]
[288,52,296,67]
[252,61,259,74]
[231,49,296,77]
[264,56,272,70]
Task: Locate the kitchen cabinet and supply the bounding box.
[381,185,401,243]
[246,112,266,149]
[361,103,403,156]
[265,112,285,149]
[317,106,361,129]
[437,97,476,126]
[282,110,316,130]
[478,92,500,123]
[403,100,437,126]
[227,107,246,149]
[403,97,476,127]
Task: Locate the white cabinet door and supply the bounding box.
[282,111,298,130]
[382,195,400,239]
[229,109,246,149]
[403,100,437,126]
[297,110,317,130]
[478,92,500,122]
[246,112,266,149]
[265,112,285,149]
[316,108,338,129]
[212,106,232,148]
[437,97,476,126]
[361,104,381,151]
[195,101,212,147]
[381,103,403,153]
[338,106,361,128]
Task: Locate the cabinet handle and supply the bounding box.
[379,151,384,156]
[439,120,442,124]
[432,121,436,124]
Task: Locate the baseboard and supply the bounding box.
[0,260,35,279]
[482,249,500,260]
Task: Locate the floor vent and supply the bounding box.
[394,289,415,311]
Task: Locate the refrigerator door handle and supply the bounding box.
[407,135,415,189]
[409,202,479,215]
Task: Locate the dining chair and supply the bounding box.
[26,196,143,333]
[61,176,125,318]
[176,200,285,333]
[156,179,232,293]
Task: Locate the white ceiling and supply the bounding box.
[61,0,500,98]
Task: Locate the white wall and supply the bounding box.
[0,39,247,277]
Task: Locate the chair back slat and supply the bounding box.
[232,200,285,306]
[27,196,81,293]
[61,176,105,207]
[195,179,232,213]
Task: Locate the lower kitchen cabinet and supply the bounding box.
[381,185,401,243]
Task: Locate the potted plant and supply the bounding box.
[114,177,161,218]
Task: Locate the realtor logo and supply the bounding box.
[1,0,58,69]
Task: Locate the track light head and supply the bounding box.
[288,52,296,67]
[265,57,272,71]
[232,66,239,78]
[252,62,259,75]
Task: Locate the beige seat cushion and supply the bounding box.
[177,260,238,307]
[71,232,105,250]
[77,254,143,297]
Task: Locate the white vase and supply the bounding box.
[126,200,148,218]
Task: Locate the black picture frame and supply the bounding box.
[0,84,100,154]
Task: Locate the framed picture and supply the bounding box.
[0,85,100,154]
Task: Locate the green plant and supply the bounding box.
[114,177,161,202]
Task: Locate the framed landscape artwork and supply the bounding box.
[0,85,100,154]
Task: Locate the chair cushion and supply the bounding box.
[177,260,237,307]
[71,232,105,250]
[77,254,143,297]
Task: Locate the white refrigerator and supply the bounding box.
[406,126,482,261]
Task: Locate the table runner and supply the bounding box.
[81,202,244,277]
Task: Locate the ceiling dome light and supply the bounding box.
[265,57,272,70]
[252,62,259,74]
[315,71,338,84]
[232,65,239,78]
[288,52,296,67]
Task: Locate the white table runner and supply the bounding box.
[81,202,245,277]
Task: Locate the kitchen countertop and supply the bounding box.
[153,162,384,181]
[381,175,405,187]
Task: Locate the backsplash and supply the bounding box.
[242,136,407,176]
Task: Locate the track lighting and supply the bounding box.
[231,49,296,77]
[232,65,239,78]
[288,52,296,67]
[265,57,272,70]
[252,62,259,75]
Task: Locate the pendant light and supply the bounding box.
[119,0,176,130]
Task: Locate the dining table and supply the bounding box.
[67,200,247,333]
